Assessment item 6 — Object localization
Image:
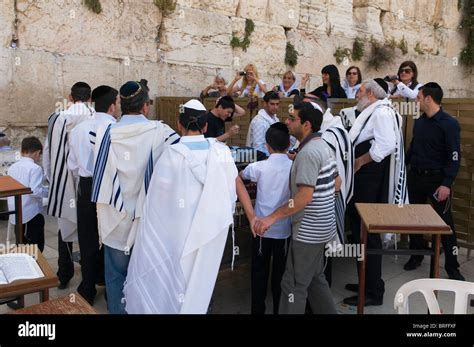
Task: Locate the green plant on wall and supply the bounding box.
[154,0,176,16]
[230,19,255,52]
[459,0,474,67]
[367,37,395,70]
[414,42,425,55]
[285,42,298,67]
[83,0,102,14]
[352,37,365,61]
[398,37,408,55]
[334,47,351,64]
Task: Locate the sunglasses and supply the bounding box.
[400,68,413,74]
[347,71,358,76]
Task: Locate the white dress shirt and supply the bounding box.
[241,153,292,239]
[68,112,116,178]
[353,100,397,162]
[8,157,48,224]
[248,109,279,156]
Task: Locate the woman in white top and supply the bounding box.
[227,64,267,98]
[390,61,422,99]
[272,70,299,98]
[342,66,362,99]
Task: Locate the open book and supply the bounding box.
[0,253,44,284]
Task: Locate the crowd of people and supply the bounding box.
[5,58,465,314]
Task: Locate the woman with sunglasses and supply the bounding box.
[390,61,422,99]
[342,66,362,99]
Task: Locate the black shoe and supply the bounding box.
[343,295,383,307]
[345,283,358,292]
[404,257,422,271]
[448,270,465,281]
[57,281,69,290]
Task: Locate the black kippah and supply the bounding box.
[120,81,142,99]
[374,78,389,93]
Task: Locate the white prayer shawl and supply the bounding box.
[338,106,357,131]
[91,120,179,251]
[349,99,409,206]
[278,80,299,97]
[44,103,94,242]
[124,139,237,314]
[321,110,354,246]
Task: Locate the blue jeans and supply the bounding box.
[104,245,131,314]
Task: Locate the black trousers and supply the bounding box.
[407,170,460,274]
[19,213,45,252]
[347,150,390,300]
[77,177,105,303]
[251,236,289,314]
[57,230,74,284]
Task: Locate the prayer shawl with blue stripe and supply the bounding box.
[124,139,237,313]
[321,111,354,246]
[91,119,179,251]
[44,103,94,242]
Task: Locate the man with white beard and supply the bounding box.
[343,79,408,307]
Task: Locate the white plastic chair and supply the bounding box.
[394,278,474,314]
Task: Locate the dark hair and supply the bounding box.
[419,82,443,105]
[216,96,235,111]
[263,91,280,103]
[265,122,290,152]
[92,86,118,113]
[346,66,362,85]
[321,64,342,94]
[398,61,419,87]
[294,102,323,132]
[70,82,91,102]
[121,81,150,114]
[21,137,43,154]
[179,109,207,132]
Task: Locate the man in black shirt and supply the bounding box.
[405,82,464,281]
[204,96,240,142]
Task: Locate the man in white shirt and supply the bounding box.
[8,137,48,250]
[43,82,94,289]
[91,80,180,314]
[246,91,280,156]
[67,85,119,305]
[344,79,408,307]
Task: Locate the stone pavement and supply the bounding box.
[1,214,473,314]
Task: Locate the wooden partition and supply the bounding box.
[156,97,474,253]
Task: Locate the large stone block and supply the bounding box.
[236,0,300,29]
[161,7,233,68]
[229,18,287,81]
[15,0,160,61]
[0,0,14,47]
[176,0,239,17]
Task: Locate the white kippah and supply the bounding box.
[309,102,323,113]
[184,99,206,111]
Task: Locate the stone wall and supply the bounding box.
[0,0,472,147]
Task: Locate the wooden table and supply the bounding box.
[0,176,32,244]
[355,203,452,314]
[10,293,97,314]
[0,245,57,308]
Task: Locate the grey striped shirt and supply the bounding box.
[290,138,337,244]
